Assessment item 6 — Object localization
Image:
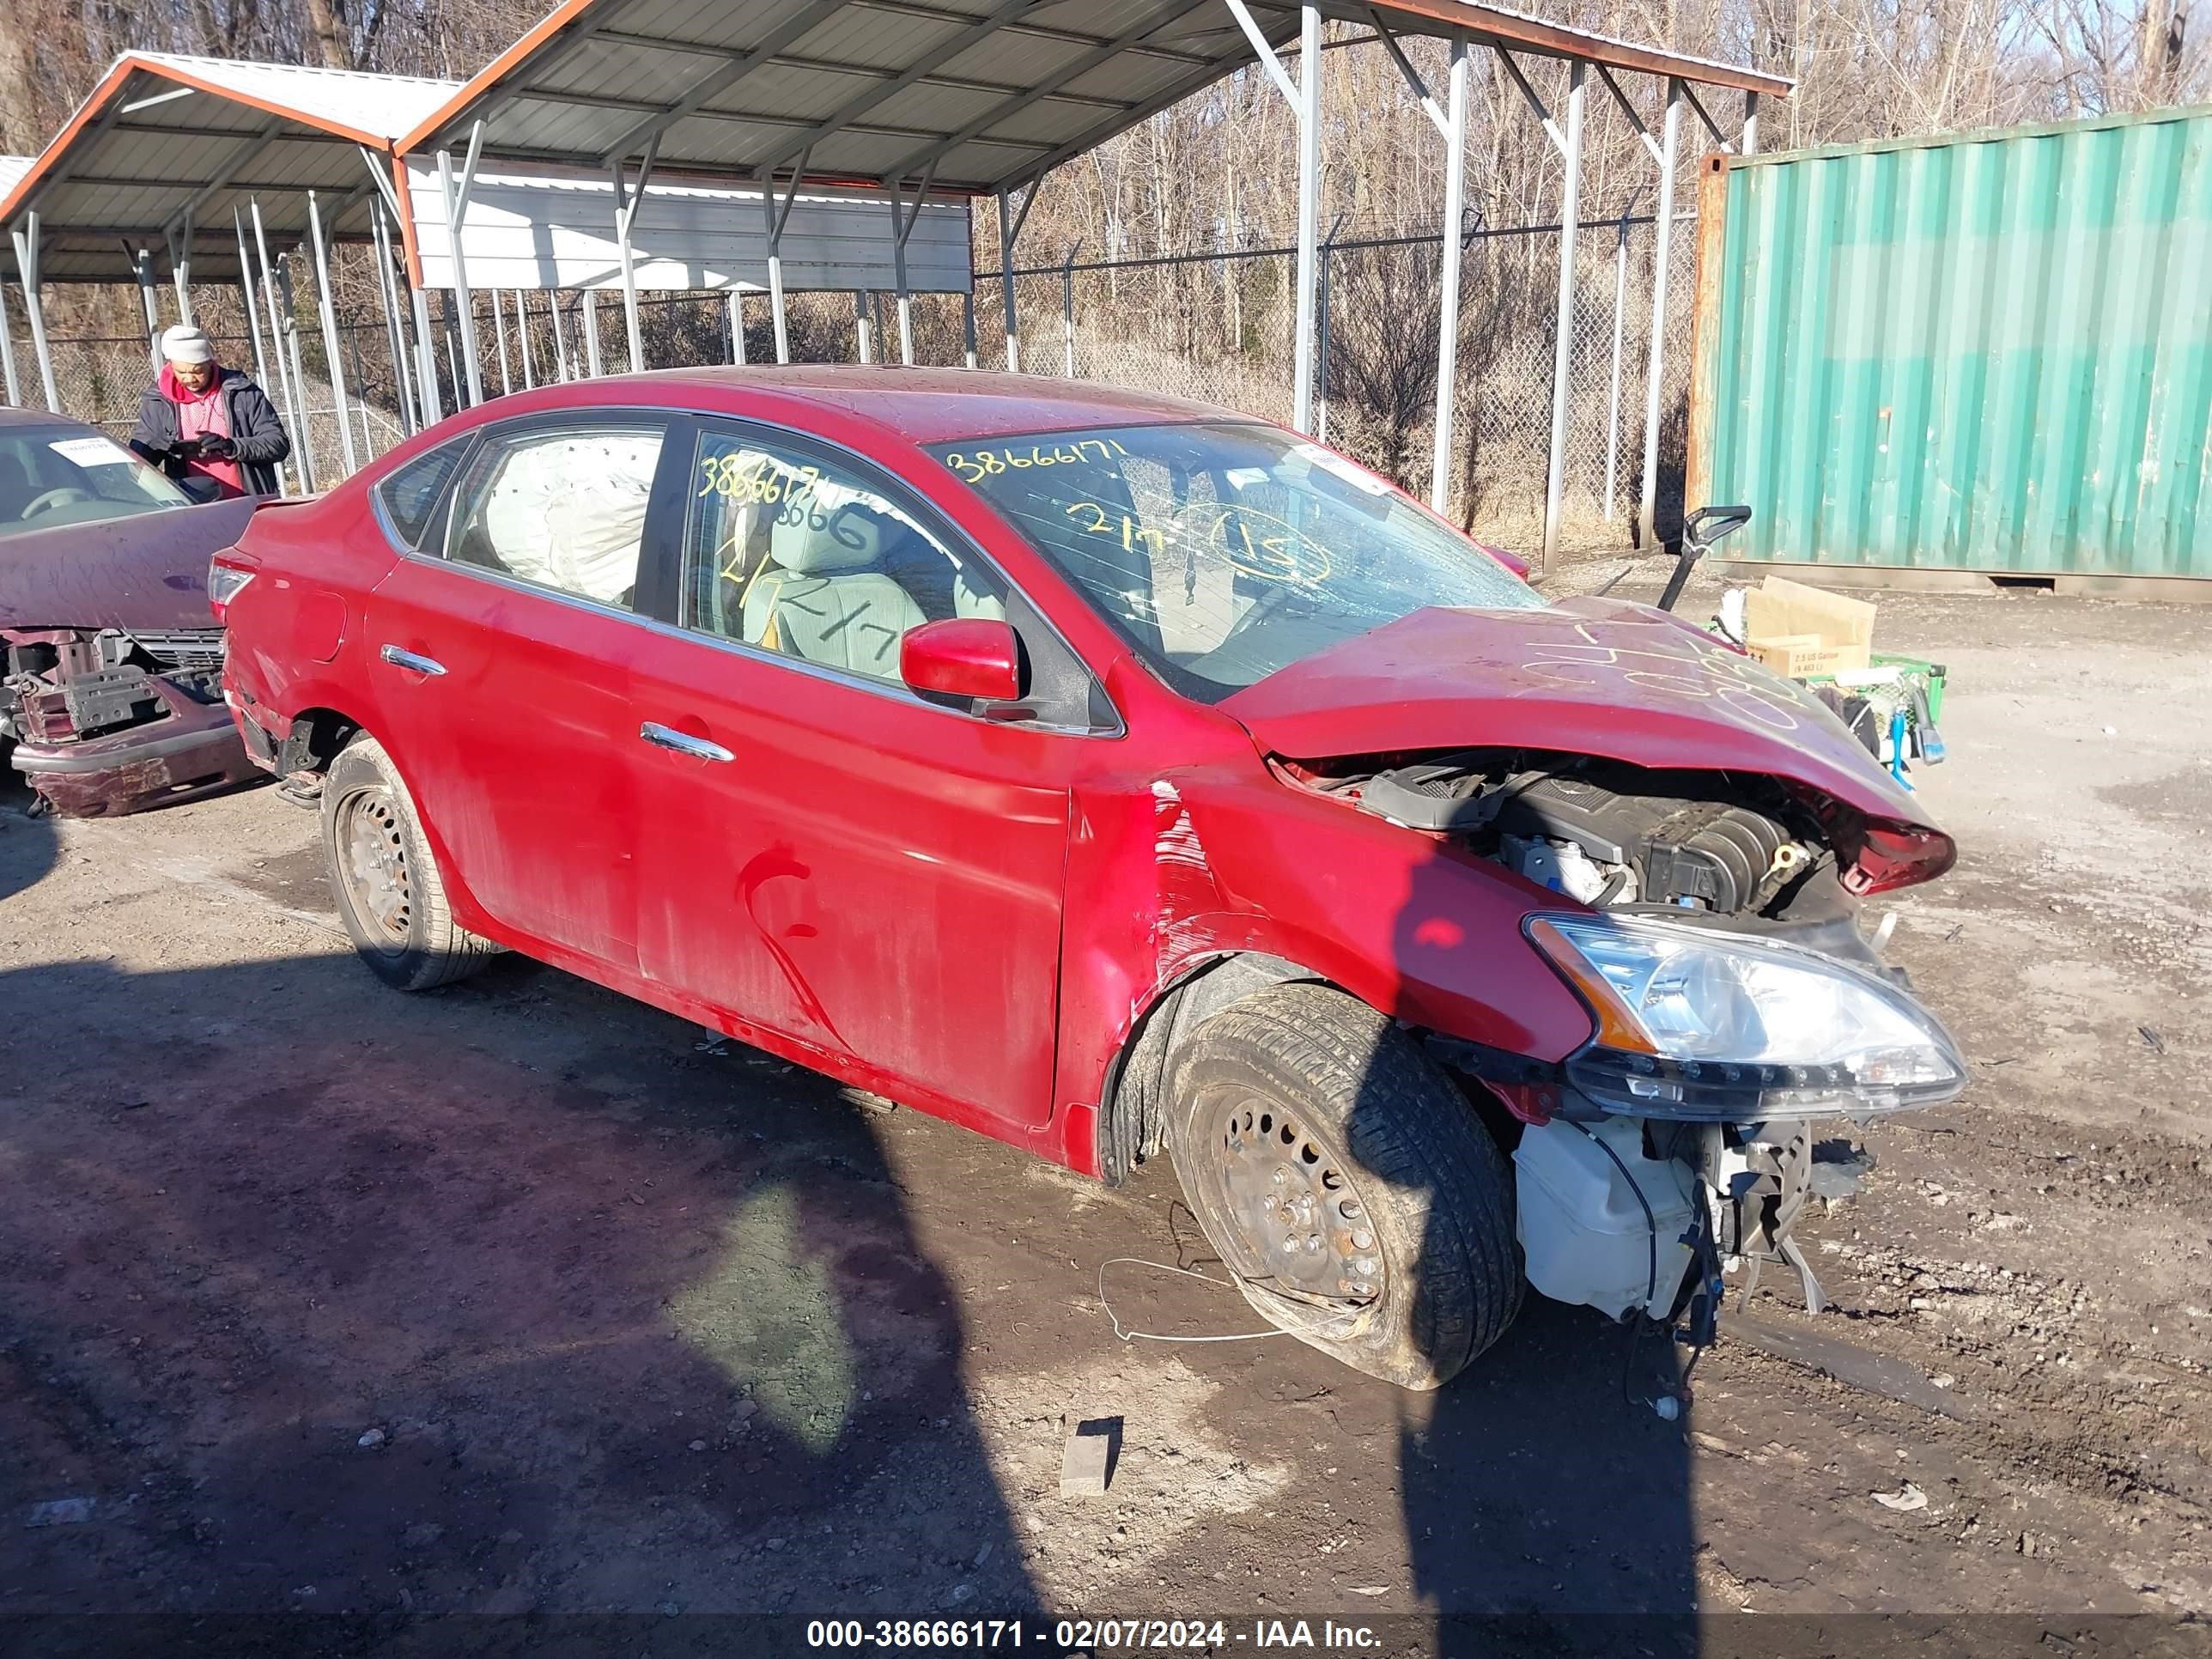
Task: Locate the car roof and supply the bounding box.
[0,406,94,431]
[597,366,1256,446]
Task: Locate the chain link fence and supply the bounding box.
[8,211,1693,557]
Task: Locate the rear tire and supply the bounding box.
[1164,982,1522,1389]
[321,733,500,991]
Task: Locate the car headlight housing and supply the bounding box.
[1525,913,1966,1121]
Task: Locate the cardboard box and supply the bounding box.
[1742,577,1875,675]
[1748,634,1861,678]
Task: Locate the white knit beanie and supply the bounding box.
[160,325,215,365]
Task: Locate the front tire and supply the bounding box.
[1164,982,1522,1389]
[321,733,500,991]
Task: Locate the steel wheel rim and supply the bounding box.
[335,787,412,951]
[1208,1096,1384,1304]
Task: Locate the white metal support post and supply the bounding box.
[1224,0,1322,432]
[1540,62,1586,574]
[854,292,873,363]
[729,290,747,365]
[515,291,537,389]
[275,254,319,494]
[611,134,659,373]
[369,204,416,436]
[166,214,195,326]
[1637,78,1683,550]
[0,275,20,405]
[234,212,288,483]
[437,122,487,405]
[996,184,1036,372]
[136,248,161,371]
[356,145,440,428]
[582,289,603,376]
[550,292,573,381]
[1742,91,1759,154]
[962,291,977,368]
[11,215,61,411]
[886,160,938,367]
[249,200,308,487]
[761,155,809,365]
[307,190,359,475]
[491,288,512,395]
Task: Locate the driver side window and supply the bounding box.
[682,426,1006,687]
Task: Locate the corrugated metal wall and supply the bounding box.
[1687,106,2212,580]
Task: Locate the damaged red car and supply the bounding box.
[1,408,260,817]
[216,369,1966,1389]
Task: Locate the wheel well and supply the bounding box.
[1098,951,1328,1186]
[279,708,362,776]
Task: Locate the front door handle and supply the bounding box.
[379,644,447,677]
[640,721,734,763]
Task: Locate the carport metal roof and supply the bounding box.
[0,53,458,284]
[397,0,1790,195]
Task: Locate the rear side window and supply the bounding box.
[375,441,467,548]
[444,423,666,611]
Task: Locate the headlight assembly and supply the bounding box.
[1525,913,1967,1121]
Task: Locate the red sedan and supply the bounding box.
[215,368,1965,1390]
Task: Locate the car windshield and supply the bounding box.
[0,425,192,542]
[929,422,1543,702]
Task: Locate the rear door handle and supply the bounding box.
[640,721,734,763]
[379,644,447,677]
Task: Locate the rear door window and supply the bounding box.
[374,440,470,549]
[442,422,668,611]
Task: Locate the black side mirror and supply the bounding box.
[1656,504,1753,612]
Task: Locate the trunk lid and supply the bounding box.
[0,495,258,633]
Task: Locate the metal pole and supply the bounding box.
[582,289,603,377]
[729,289,747,366]
[962,290,977,369]
[370,204,416,436]
[516,291,537,389]
[1429,40,1469,514]
[855,290,872,363]
[1603,208,1629,522]
[0,274,20,405]
[443,302,462,405]
[1316,235,1332,443]
[1742,91,1759,155]
[550,291,573,381]
[1290,3,1322,434]
[997,188,1020,373]
[171,226,194,328]
[276,255,319,492]
[1061,242,1079,376]
[1539,62,1586,575]
[410,284,443,426]
[613,140,657,374]
[234,214,283,478]
[436,148,484,406]
[137,249,161,372]
[307,191,358,476]
[249,202,305,483]
[11,216,61,412]
[491,288,512,395]
[344,325,376,461]
[889,185,916,367]
[1637,80,1683,551]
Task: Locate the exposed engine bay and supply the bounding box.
[1290,746,1936,1405]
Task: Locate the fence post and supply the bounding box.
[0,275,20,406]
[1061,241,1081,377]
[1604,206,1631,521]
[1540,62,1588,576]
[307,190,358,475]
[1637,80,1684,551]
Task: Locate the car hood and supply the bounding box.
[1220,599,1951,890]
[0,496,256,634]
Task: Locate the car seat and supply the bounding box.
[743,501,927,678]
[0,447,38,521]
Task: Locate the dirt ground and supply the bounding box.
[2,578,2209,1656]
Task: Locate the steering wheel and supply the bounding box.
[21,487,93,520]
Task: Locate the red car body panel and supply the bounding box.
[221,368,1949,1180]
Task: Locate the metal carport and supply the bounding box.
[398,0,1790,559]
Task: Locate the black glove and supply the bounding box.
[197,435,237,461]
[168,436,204,459]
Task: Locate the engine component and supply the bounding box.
[1493,772,1788,914]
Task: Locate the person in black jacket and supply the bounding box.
[129,325,291,500]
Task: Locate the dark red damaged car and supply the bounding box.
[216,368,1966,1392]
[0,407,261,817]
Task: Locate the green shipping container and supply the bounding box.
[1686,106,2212,583]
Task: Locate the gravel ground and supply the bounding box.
[1,580,2207,1656]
